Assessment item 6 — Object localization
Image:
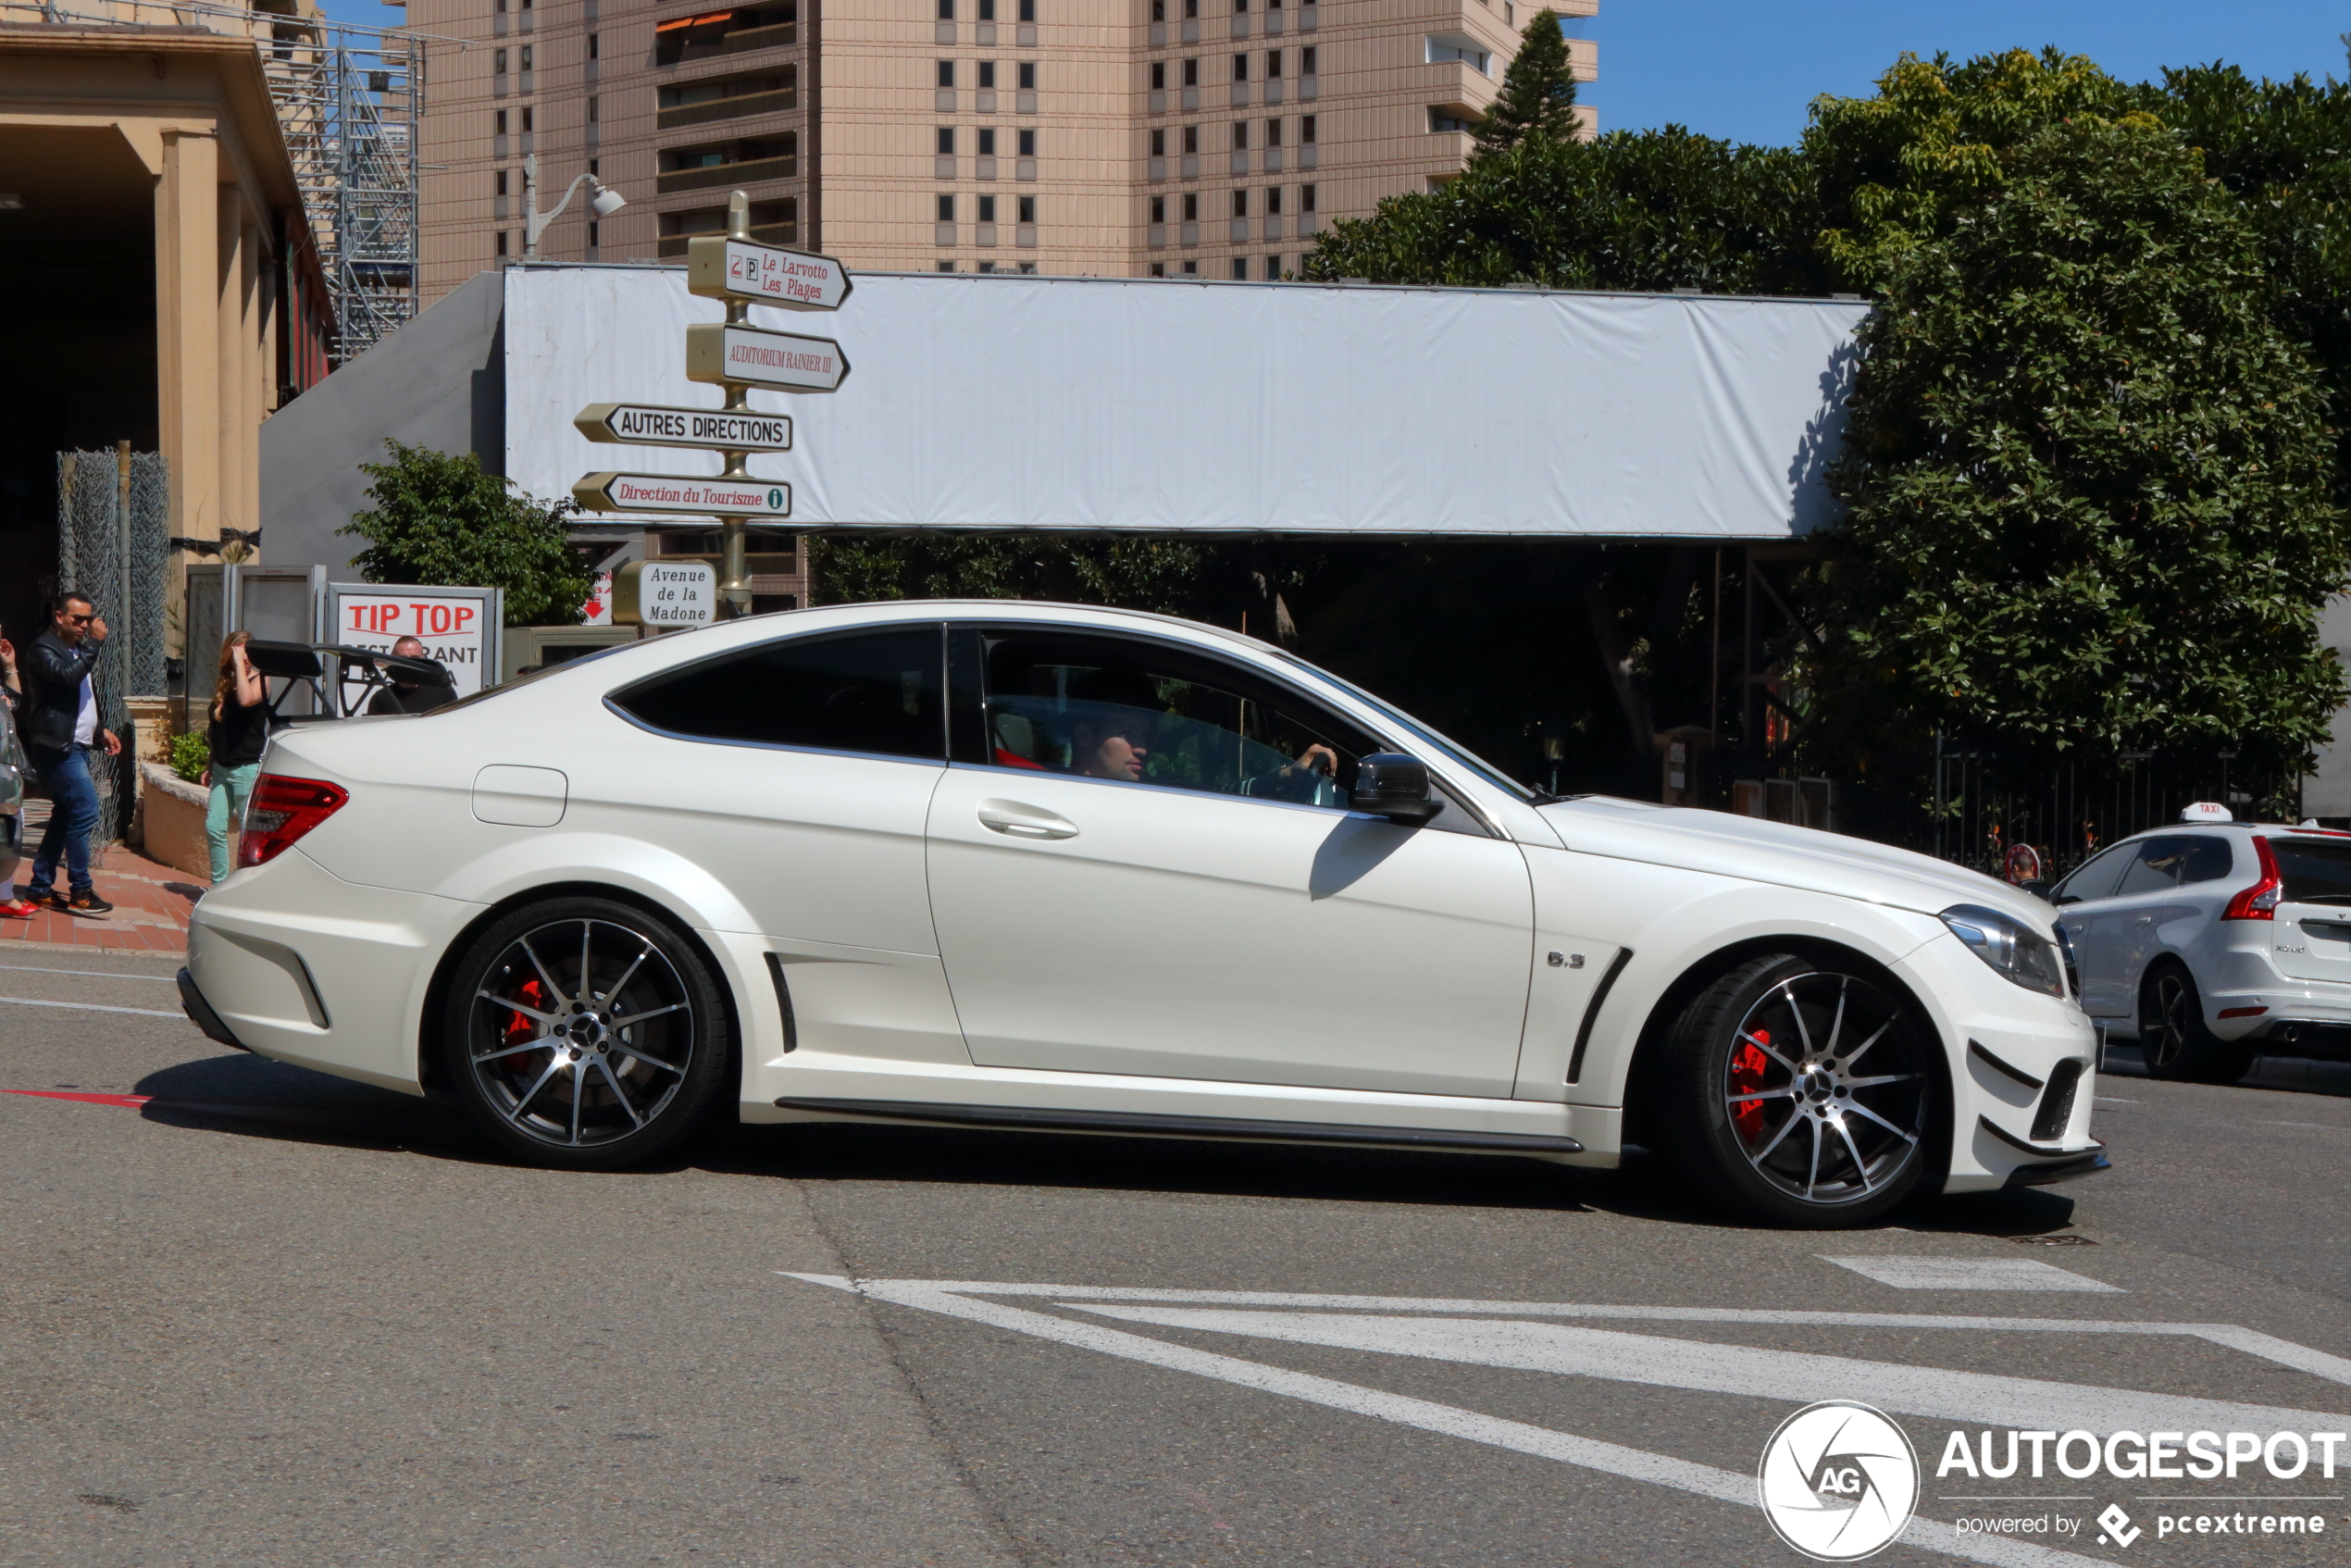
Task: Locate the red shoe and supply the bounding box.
[0,898,36,918]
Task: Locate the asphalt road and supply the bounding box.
[5,947,2351,1567]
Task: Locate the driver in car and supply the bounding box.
[1069,706,1154,782]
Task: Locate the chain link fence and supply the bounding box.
[54,450,170,847]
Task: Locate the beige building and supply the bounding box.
[407,0,1595,292]
[0,19,336,673]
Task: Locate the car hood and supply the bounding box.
[1536,796,2055,928]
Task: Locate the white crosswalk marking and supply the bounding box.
[1064,1304,2347,1436]
[1822,1256,2121,1292]
[786,1276,2351,1568]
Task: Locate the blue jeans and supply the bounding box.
[29,743,98,893]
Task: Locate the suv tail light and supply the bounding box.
[2221,834,2283,921]
[237,775,349,869]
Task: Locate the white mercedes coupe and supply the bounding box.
[179,601,2103,1225]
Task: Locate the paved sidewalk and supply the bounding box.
[6,831,205,953]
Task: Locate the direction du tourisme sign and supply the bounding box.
[573,473,792,518]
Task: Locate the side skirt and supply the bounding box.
[773,1096,1586,1154]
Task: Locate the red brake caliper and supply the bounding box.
[506,977,545,1053]
[1730,1027,1771,1143]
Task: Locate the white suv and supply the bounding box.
[2051,816,2351,1079]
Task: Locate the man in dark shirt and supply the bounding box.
[367,636,457,716]
[20,593,120,914]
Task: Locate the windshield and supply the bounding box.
[1266,649,1536,802]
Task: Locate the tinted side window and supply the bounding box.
[2177,836,2237,885]
[2115,836,2204,897]
[980,631,1372,807]
[612,628,944,761]
[2054,843,2132,903]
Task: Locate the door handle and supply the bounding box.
[976,799,1079,840]
[2134,916,2153,926]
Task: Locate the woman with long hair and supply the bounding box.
[205,631,267,884]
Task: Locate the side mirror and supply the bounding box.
[1353,753,1442,825]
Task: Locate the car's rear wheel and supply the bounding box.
[443,897,734,1169]
[2138,964,2251,1084]
[1657,953,1940,1227]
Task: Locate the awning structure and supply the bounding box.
[264,264,1868,567]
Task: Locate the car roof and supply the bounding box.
[2108,822,2351,843]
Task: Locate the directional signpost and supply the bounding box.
[689,236,852,312]
[685,324,849,393]
[571,191,849,621]
[575,403,791,454]
[572,473,792,517]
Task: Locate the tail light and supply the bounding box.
[2221,834,2283,921]
[238,775,349,869]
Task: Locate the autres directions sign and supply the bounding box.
[573,471,793,518]
[574,402,792,453]
[686,322,849,393]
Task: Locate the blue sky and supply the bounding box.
[1575,0,2345,147]
[319,0,2341,151]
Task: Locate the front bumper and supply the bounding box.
[1896,932,2105,1194]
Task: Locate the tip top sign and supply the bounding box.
[688,236,852,312]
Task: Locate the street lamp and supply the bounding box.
[522,153,627,256]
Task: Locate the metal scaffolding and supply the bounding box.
[255,6,428,364]
[3,0,425,366]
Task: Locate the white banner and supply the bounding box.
[504,268,1868,539]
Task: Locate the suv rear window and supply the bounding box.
[2269,838,2351,906]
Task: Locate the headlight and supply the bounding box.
[1941,903,2067,998]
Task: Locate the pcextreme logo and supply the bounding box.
[1759,1401,1922,1562]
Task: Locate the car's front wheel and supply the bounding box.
[2137,964,2251,1084]
[1657,953,1940,1227]
[442,896,734,1169]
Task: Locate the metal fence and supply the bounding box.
[55,449,170,846]
[1712,742,2303,886]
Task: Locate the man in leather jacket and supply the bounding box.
[21,593,120,914]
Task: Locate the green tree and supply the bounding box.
[812,532,1225,618]
[1809,118,2346,771]
[1304,127,1825,294]
[2153,66,2351,509]
[341,441,589,627]
[1470,9,1579,160]
[1804,47,2133,292]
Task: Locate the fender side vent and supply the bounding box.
[2031,1057,2085,1142]
[763,952,798,1052]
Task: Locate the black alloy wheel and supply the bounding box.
[443,896,733,1169]
[1659,953,1941,1227]
[2137,964,2251,1085]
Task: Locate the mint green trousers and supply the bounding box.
[205,762,261,883]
